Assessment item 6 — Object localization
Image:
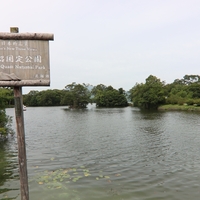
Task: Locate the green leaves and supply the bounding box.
[0,88,14,139]
[0,88,14,107]
[23,89,65,106]
[92,84,128,107]
[0,109,13,139]
[63,83,91,108]
[129,75,165,109]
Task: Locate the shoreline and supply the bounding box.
[158,104,200,111]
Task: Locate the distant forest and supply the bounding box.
[0,74,200,109]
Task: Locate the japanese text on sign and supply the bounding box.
[0,40,50,82]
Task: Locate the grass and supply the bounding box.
[158,104,200,111]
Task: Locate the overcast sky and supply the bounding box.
[1,0,200,94]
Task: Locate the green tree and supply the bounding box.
[0,109,13,139]
[182,74,200,85]
[164,75,200,105]
[23,89,67,106]
[37,89,64,106]
[62,82,91,108]
[129,83,144,107]
[187,83,200,99]
[0,88,14,107]
[129,75,165,109]
[23,90,39,106]
[0,107,13,140]
[92,84,128,107]
[91,84,106,96]
[0,88,14,139]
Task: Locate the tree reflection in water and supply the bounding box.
[0,139,19,199]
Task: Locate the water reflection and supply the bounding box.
[0,139,19,199]
[3,107,200,200]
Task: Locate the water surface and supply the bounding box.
[1,105,200,200]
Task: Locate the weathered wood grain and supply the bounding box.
[0,80,50,86]
[0,32,54,40]
[14,86,29,200]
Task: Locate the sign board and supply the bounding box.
[0,32,53,86]
[1,28,54,200]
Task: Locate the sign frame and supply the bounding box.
[1,27,54,200]
[0,32,54,86]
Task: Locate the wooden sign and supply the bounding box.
[0,28,54,200]
[0,32,54,86]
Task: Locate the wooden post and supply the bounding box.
[12,27,29,200]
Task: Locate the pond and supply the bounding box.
[1,105,200,200]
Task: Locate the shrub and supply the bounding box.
[194,99,200,106]
[186,99,194,106]
[0,109,14,140]
[177,98,185,105]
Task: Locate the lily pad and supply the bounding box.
[84,172,91,177]
[30,165,121,191]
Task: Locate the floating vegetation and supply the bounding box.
[30,165,120,190]
[28,165,123,199]
[96,175,110,180]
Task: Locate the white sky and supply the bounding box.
[1,0,200,94]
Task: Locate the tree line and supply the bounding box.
[22,74,200,109]
[129,74,200,109]
[1,74,200,109]
[1,74,200,137]
[22,82,128,108]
